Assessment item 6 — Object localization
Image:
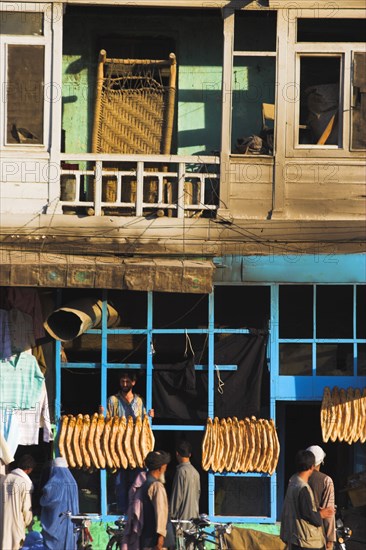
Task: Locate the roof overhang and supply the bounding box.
[0,250,215,294]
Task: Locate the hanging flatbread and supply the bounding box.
[250,417,261,472]
[239,419,249,472]
[360,388,366,444]
[268,419,280,475]
[330,387,341,442]
[65,415,76,469]
[220,418,230,472]
[212,417,223,472]
[116,416,128,469]
[80,414,91,469]
[262,420,273,474]
[140,414,155,463]
[245,418,256,472]
[72,414,83,469]
[321,386,332,443]
[231,417,241,473]
[202,418,213,471]
[344,388,354,444]
[109,416,121,468]
[95,414,106,469]
[352,388,362,443]
[88,413,100,469]
[131,415,143,468]
[58,415,69,463]
[257,419,268,473]
[124,416,136,468]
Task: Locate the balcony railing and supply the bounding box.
[59,153,220,217]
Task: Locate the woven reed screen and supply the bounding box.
[92,50,177,155]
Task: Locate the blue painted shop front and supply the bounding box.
[54,253,365,526]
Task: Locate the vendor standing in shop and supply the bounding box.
[99,370,154,514]
[99,370,154,419]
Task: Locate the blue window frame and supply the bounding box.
[55,282,365,523]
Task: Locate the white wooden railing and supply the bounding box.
[59,153,220,217]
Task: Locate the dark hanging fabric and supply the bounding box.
[152,332,268,421]
[153,353,208,421]
[214,331,268,419]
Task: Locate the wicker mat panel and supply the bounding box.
[97,87,167,154]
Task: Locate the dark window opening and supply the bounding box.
[7,45,44,145]
[235,11,277,52]
[351,52,366,150]
[356,285,366,339]
[297,19,365,43]
[316,285,353,339]
[279,285,313,338]
[279,343,312,376]
[299,57,340,146]
[215,477,270,516]
[214,286,270,329]
[316,343,353,376]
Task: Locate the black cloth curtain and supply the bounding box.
[153,332,268,421]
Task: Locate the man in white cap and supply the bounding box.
[306,445,336,550]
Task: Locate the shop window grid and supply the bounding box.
[54,284,365,522]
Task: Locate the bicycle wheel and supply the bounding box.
[106,535,122,550]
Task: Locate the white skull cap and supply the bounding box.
[52,457,68,468]
[306,445,326,466]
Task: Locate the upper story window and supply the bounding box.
[0,7,50,149]
[231,11,277,155]
[287,13,366,155]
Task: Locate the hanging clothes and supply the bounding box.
[6,287,45,340]
[16,382,53,445]
[8,308,35,353]
[0,352,44,410]
[0,309,12,360]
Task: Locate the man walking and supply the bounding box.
[170,440,200,549]
[0,454,36,550]
[280,449,335,550]
[306,445,336,550]
[140,450,174,550]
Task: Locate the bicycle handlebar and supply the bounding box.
[59,512,101,521]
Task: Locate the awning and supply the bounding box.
[0,250,214,294]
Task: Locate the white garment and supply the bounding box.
[16,382,53,445]
[0,431,14,465]
[0,468,33,550]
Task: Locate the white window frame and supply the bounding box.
[0,2,52,153]
[285,9,366,159]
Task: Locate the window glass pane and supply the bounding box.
[316,285,353,339]
[61,368,100,414]
[0,12,43,35]
[153,293,208,328]
[299,57,340,146]
[358,344,366,377]
[356,286,366,339]
[109,290,147,328]
[215,477,270,516]
[235,11,276,51]
[351,53,366,150]
[316,344,353,376]
[232,57,275,154]
[297,19,365,42]
[279,285,313,338]
[107,334,146,363]
[75,469,100,513]
[279,344,312,376]
[63,334,102,363]
[7,45,44,145]
[215,286,270,329]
